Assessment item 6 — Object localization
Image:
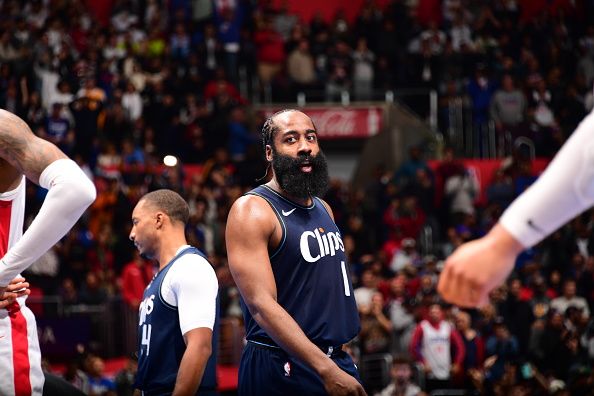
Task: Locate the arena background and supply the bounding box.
[2,0,594,395]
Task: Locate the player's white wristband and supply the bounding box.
[0,159,96,285]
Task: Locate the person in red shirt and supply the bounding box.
[253,16,286,86]
[120,250,154,354]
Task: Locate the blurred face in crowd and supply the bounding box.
[390,275,406,296]
[428,304,443,324]
[456,311,471,331]
[549,311,564,329]
[563,280,576,298]
[391,362,412,385]
[361,270,377,289]
[509,278,521,296]
[267,111,329,199]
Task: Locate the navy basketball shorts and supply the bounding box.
[238,342,362,395]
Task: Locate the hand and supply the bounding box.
[321,365,367,396]
[0,277,31,309]
[483,355,498,370]
[451,363,461,376]
[371,303,382,317]
[438,224,523,307]
[422,362,432,375]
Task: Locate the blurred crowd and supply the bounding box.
[2,0,594,395]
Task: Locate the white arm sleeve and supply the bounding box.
[162,253,219,335]
[0,159,96,285]
[500,109,594,247]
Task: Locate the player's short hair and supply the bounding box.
[141,189,189,225]
[261,109,297,153]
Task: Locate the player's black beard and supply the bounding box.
[271,149,330,200]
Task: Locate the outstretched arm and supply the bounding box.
[439,108,594,307]
[0,110,96,286]
[226,196,366,396]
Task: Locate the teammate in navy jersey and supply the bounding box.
[226,109,366,396]
[130,189,218,396]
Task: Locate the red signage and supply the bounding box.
[260,107,384,139]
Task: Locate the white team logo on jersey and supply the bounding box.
[284,361,291,377]
[299,227,345,263]
[139,294,155,326]
[138,294,155,356]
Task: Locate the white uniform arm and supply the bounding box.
[163,253,218,335]
[0,159,96,285]
[500,110,594,247]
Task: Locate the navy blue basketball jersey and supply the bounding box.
[241,185,360,346]
[135,247,218,395]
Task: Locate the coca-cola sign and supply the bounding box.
[260,107,383,139]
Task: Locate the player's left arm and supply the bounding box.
[173,327,213,396]
[0,110,96,286]
[170,256,218,395]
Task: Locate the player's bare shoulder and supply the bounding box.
[0,109,65,181]
[227,193,279,239]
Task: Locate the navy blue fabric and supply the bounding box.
[135,246,218,395]
[238,342,361,396]
[240,185,360,347]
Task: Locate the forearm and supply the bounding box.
[0,159,96,284]
[172,342,211,396]
[251,298,338,378]
[376,312,393,333]
[499,109,594,247]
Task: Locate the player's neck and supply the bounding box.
[266,178,312,206]
[156,231,188,270]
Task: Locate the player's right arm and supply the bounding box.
[0,109,96,286]
[226,195,366,396]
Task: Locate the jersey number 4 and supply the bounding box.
[141,324,152,356]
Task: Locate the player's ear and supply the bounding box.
[265,144,273,162]
[155,212,164,229]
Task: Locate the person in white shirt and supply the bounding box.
[374,356,424,396]
[551,279,590,318]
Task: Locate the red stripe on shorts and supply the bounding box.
[8,302,31,396]
[0,200,32,394]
